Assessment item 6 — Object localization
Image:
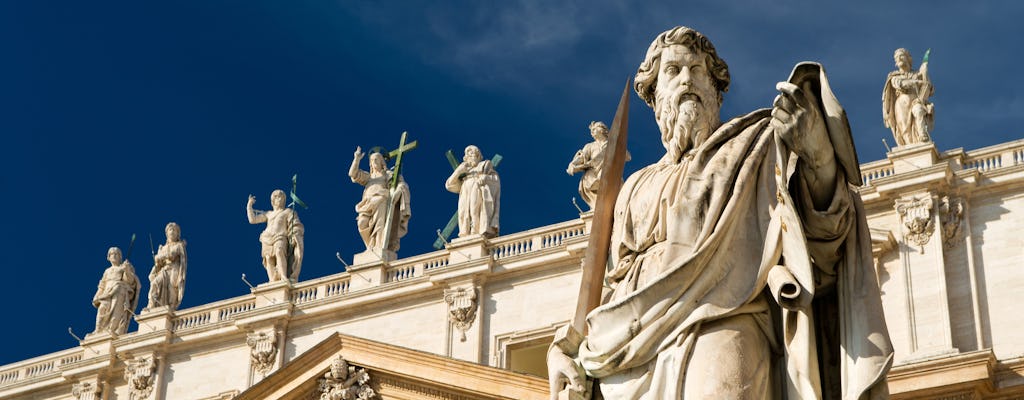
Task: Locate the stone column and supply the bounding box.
[895,190,958,359]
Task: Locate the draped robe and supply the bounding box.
[574,66,893,399]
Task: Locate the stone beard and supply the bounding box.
[446,145,500,238]
[656,90,719,162]
[549,26,892,400]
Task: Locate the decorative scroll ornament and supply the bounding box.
[317,356,376,400]
[246,331,278,374]
[72,381,103,400]
[939,196,964,249]
[896,196,935,252]
[444,287,478,342]
[124,356,157,400]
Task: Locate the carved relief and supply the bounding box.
[124,356,157,400]
[317,356,377,400]
[246,331,278,374]
[940,196,964,249]
[72,381,102,400]
[444,287,478,342]
[896,196,935,252]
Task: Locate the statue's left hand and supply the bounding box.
[771,81,829,163]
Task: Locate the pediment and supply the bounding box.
[236,332,547,400]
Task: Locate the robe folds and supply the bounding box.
[575,65,892,399]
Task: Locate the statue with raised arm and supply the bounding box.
[547,26,892,399]
[246,190,304,282]
[567,121,630,209]
[883,48,935,146]
[91,247,140,336]
[349,146,411,255]
[445,145,500,238]
[145,222,187,312]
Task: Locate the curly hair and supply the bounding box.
[634,26,730,108]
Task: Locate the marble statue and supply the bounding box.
[91,247,140,336]
[547,26,892,399]
[566,121,609,209]
[883,48,934,146]
[445,145,500,238]
[145,222,187,311]
[349,146,411,255]
[567,121,630,209]
[246,190,304,282]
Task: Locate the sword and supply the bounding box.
[570,80,631,334]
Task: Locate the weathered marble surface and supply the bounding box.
[883,48,935,146]
[547,26,891,399]
[145,222,187,312]
[246,190,304,282]
[349,146,411,255]
[446,145,500,238]
[90,247,140,336]
[566,121,610,209]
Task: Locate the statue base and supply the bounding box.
[352,249,397,266]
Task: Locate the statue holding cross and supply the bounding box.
[349,132,415,261]
[445,145,501,239]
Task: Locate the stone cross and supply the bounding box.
[381,132,417,254]
[432,150,502,249]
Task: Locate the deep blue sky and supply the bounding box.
[2,2,1022,365]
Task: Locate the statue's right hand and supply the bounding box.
[354,146,364,160]
[247,194,256,206]
[547,346,584,400]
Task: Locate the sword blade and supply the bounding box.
[571,79,631,334]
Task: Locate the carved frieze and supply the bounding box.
[444,287,478,342]
[316,356,376,400]
[71,381,102,400]
[896,196,935,252]
[246,331,278,374]
[124,356,157,400]
[940,196,964,249]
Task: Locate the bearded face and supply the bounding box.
[653,44,721,163]
[464,146,482,166]
[894,51,911,72]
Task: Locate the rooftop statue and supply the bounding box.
[90,247,140,336]
[144,222,187,312]
[567,121,630,209]
[883,48,935,146]
[445,145,500,238]
[548,26,892,399]
[246,190,304,282]
[349,146,411,257]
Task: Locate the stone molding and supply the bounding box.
[124,356,157,400]
[246,330,278,375]
[444,287,478,342]
[896,195,936,252]
[71,381,102,400]
[940,195,965,249]
[315,355,376,400]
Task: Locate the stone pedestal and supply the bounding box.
[446,235,489,264]
[135,306,174,334]
[890,142,939,174]
[352,249,396,265]
[252,280,291,308]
